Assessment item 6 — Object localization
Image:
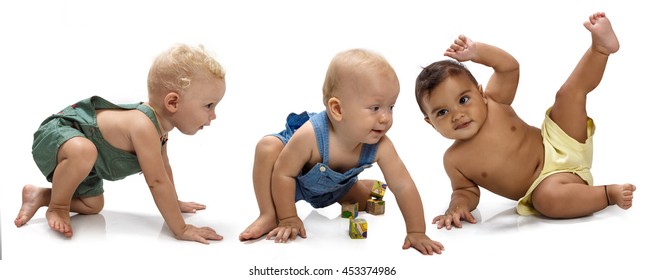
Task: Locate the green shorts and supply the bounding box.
[31,96,161,198]
[32,117,105,198]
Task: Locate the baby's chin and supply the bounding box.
[179,127,202,136]
[363,135,385,145]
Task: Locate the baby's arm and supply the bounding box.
[376,136,444,255]
[432,152,480,230]
[266,126,315,243]
[160,146,206,213]
[131,118,220,243]
[445,35,519,105]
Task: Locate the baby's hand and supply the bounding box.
[178,200,206,213]
[403,233,444,255]
[444,35,477,62]
[432,207,477,230]
[177,224,223,244]
[267,216,307,243]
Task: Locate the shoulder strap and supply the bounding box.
[136,104,167,145]
[309,111,329,164]
[358,142,378,165]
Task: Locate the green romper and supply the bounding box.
[31,96,165,198]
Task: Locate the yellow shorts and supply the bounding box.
[517,108,595,215]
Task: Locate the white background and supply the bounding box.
[0,1,643,279]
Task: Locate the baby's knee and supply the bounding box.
[59,137,98,163]
[255,136,284,156]
[357,180,376,195]
[79,195,104,214]
[554,87,587,104]
[531,189,567,218]
[348,181,375,210]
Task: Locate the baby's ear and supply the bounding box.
[424,116,436,129]
[164,92,180,113]
[328,97,343,121]
[478,84,488,104]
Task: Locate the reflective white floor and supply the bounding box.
[2,181,642,279]
[1,1,643,279]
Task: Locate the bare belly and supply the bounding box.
[469,127,544,200]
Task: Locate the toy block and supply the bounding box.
[370,181,388,199]
[341,202,358,219]
[366,199,385,215]
[349,218,368,239]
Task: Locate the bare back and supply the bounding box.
[96,106,160,154]
[446,100,544,200]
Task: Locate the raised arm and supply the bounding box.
[444,35,519,105]
[432,149,481,230]
[376,136,444,255]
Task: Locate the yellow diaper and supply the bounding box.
[517,108,595,215]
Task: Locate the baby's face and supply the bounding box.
[337,70,399,144]
[422,74,487,140]
[174,76,226,135]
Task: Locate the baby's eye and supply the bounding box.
[389,105,395,111]
[370,106,380,112]
[437,109,448,117]
[206,103,214,109]
[459,96,470,104]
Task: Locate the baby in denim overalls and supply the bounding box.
[15,44,226,244]
[240,49,444,255]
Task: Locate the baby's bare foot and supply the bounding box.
[584,12,620,55]
[607,184,636,210]
[239,215,278,241]
[46,208,73,238]
[15,184,50,227]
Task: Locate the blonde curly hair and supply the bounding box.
[147,44,225,99]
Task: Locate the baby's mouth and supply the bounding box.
[454,121,471,130]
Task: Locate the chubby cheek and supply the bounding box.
[426,117,440,129]
[193,110,208,123]
[438,126,457,139]
[436,121,453,135]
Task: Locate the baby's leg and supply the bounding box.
[606,183,636,210]
[47,137,98,238]
[71,195,104,215]
[549,12,620,142]
[531,172,635,218]
[239,136,285,241]
[15,185,104,227]
[15,184,51,227]
[337,180,374,211]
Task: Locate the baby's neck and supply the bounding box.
[145,102,172,136]
[327,121,364,154]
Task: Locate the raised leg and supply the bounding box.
[549,12,620,142]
